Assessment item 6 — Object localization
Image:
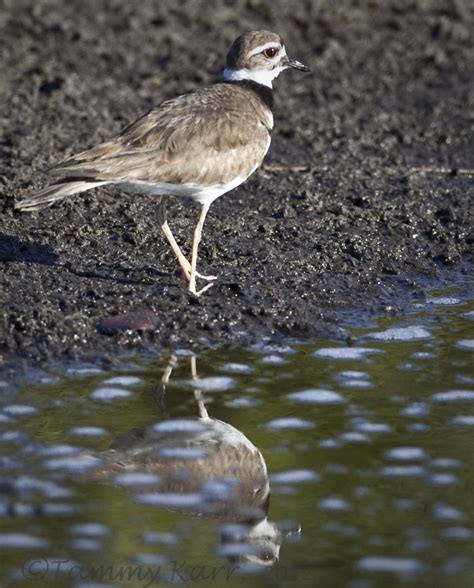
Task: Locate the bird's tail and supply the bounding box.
[15,180,107,211]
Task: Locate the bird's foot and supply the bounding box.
[192,281,216,297]
[180,265,217,283]
[195,271,218,282]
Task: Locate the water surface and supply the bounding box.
[0,283,473,588]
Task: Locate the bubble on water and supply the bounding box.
[173,348,194,357]
[151,419,208,434]
[260,354,286,365]
[90,387,132,401]
[0,533,49,549]
[159,447,208,460]
[441,527,473,541]
[221,363,253,374]
[353,486,371,498]
[70,538,103,551]
[43,455,100,473]
[187,376,235,391]
[0,380,14,393]
[14,476,73,499]
[133,553,169,566]
[357,556,425,573]
[0,431,29,444]
[42,503,79,516]
[113,472,161,486]
[355,422,392,434]
[102,375,143,386]
[455,375,474,385]
[0,455,21,469]
[449,415,474,427]
[69,426,109,437]
[319,438,343,448]
[429,473,457,486]
[433,503,464,521]
[314,347,383,360]
[337,370,370,380]
[385,447,427,461]
[269,469,320,484]
[318,497,351,511]
[142,532,179,545]
[339,432,369,443]
[28,371,59,385]
[288,389,345,404]
[426,296,462,306]
[400,402,430,417]
[381,466,426,477]
[202,479,237,501]
[406,423,429,432]
[266,417,314,431]
[36,444,83,457]
[456,339,474,350]
[69,525,110,541]
[368,325,432,342]
[411,351,435,359]
[463,310,474,319]
[3,404,38,416]
[134,493,204,509]
[341,379,374,389]
[431,390,474,403]
[431,458,461,469]
[225,397,261,408]
[397,362,420,372]
[272,486,298,496]
[6,503,37,517]
[65,365,104,377]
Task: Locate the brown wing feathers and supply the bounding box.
[16,83,271,210]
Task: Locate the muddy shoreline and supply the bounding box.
[1,0,472,372]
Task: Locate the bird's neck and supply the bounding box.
[223,66,281,89]
[223,78,274,112]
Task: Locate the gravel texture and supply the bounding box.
[0,0,472,367]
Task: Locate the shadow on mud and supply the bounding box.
[0,233,58,266]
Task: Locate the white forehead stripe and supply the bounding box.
[248,42,285,58]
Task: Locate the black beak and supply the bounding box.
[283,56,310,73]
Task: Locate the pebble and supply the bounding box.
[98,310,159,334]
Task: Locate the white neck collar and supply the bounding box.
[223,66,283,88]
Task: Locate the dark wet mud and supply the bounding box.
[0,0,473,368]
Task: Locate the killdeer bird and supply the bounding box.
[15,30,309,296]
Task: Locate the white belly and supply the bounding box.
[118,174,249,207]
[116,135,270,208]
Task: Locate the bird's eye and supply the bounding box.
[263,47,278,59]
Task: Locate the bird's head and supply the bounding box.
[224,30,310,88]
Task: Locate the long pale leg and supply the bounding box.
[189,203,214,296]
[191,356,210,420]
[158,197,216,283]
[155,353,177,417]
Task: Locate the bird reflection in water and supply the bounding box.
[88,355,300,567]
